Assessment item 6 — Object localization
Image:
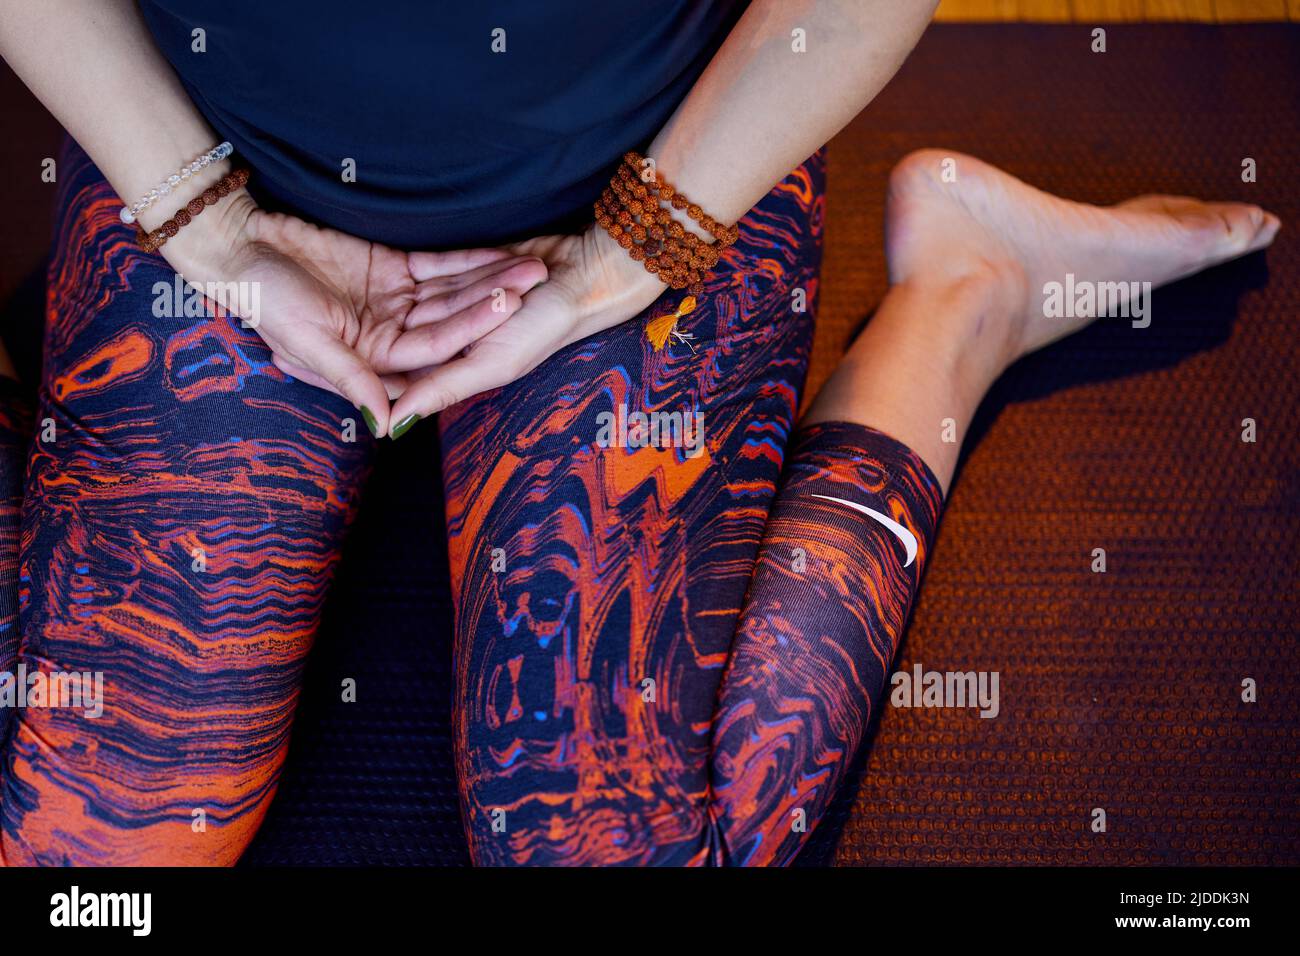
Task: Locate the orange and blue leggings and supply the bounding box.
[0,140,942,866]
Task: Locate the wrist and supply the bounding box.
[132,149,233,233]
[583,223,668,317]
[131,154,256,280]
[155,187,258,282]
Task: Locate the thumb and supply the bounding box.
[293,331,393,438]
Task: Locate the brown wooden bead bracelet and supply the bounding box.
[134,167,251,254]
[594,151,737,295]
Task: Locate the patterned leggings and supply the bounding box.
[0,141,942,866]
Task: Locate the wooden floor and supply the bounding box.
[934,0,1300,20]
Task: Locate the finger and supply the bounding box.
[498,235,567,260]
[412,254,547,302]
[380,373,411,401]
[388,346,526,437]
[296,334,394,437]
[377,290,523,373]
[272,354,341,396]
[408,247,517,281]
[273,353,406,427]
[406,259,546,329]
[273,336,424,399]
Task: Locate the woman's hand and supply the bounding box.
[158,191,548,436]
[387,226,668,429]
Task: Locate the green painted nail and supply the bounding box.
[359,406,380,438]
[390,413,421,440]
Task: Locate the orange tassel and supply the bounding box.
[645,295,698,352]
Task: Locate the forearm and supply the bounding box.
[647,0,937,227]
[0,0,247,264]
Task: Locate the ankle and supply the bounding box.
[885,261,1024,384]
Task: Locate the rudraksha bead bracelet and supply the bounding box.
[134,167,251,254]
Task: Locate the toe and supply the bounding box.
[1204,202,1269,255]
[1249,212,1282,253]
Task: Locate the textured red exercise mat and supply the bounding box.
[803,22,1300,867]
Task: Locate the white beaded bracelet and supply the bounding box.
[119,141,235,225]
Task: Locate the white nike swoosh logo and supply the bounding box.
[811,494,918,568]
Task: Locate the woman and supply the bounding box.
[0,0,1278,866]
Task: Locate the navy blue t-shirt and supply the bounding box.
[139,1,744,248]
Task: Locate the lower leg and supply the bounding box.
[703,259,1018,863]
[806,276,1003,493]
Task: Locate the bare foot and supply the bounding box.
[882,149,1281,380]
[807,149,1282,491]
